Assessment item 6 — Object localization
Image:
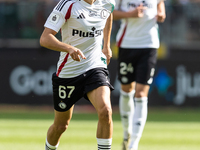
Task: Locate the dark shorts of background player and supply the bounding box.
[52,67,114,112]
[117,48,157,85]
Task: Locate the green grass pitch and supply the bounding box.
[0,106,200,150]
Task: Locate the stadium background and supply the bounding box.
[1,0,200,108]
[1,1,200,150]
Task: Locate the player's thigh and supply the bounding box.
[52,73,84,112]
[53,106,74,126]
[117,48,140,84]
[84,68,113,112]
[87,86,112,113]
[136,48,157,85]
[135,83,150,97]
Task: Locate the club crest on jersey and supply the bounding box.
[49,13,60,24]
[100,9,109,19]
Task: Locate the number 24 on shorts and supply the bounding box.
[120,62,134,75]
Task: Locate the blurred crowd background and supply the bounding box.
[1,0,200,108]
[1,0,200,48]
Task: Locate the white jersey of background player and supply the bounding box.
[116,0,163,48]
[113,0,166,150]
[45,0,114,78]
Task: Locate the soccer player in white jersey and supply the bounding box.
[40,0,115,150]
[113,0,166,150]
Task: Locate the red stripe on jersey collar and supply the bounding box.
[65,3,74,20]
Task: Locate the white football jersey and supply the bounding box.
[115,0,164,48]
[44,0,115,78]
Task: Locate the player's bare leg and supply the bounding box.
[45,106,74,150]
[87,86,113,150]
[129,83,149,150]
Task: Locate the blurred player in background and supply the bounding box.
[40,0,115,149]
[113,0,166,150]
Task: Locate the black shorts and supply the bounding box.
[52,67,114,112]
[117,48,157,85]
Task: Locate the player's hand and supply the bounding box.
[68,47,86,61]
[128,4,147,18]
[156,11,166,23]
[102,47,112,65]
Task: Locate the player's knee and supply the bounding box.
[135,91,147,98]
[98,106,112,122]
[53,124,68,134]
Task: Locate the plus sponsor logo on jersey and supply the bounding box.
[72,27,103,37]
[128,1,153,9]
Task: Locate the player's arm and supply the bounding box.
[102,13,112,65]
[156,1,166,23]
[113,4,146,20]
[40,28,86,61]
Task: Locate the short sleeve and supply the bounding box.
[44,0,74,32]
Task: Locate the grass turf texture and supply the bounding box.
[0,106,200,150]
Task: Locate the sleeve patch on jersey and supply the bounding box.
[49,13,60,25]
